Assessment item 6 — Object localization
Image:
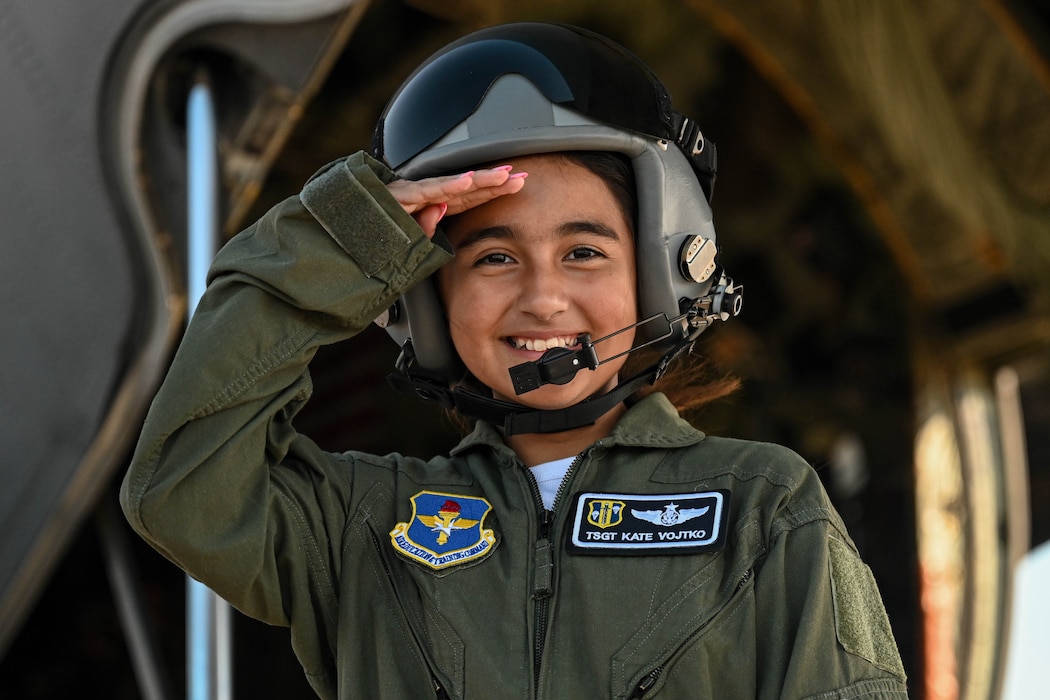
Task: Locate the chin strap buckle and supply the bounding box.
[388,341,457,409]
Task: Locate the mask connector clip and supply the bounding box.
[509,335,598,395]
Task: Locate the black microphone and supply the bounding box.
[508,335,599,394]
[507,313,675,395]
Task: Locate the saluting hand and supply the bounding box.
[387,165,528,238]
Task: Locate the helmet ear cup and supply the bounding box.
[404,277,461,380]
[382,276,462,382]
[633,144,719,346]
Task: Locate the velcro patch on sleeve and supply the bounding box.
[567,491,730,555]
[828,536,907,679]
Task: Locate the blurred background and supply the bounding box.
[1,0,1048,698]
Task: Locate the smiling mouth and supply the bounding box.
[507,335,580,352]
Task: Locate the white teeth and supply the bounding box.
[514,336,577,351]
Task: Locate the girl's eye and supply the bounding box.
[478,252,514,265]
[567,246,603,261]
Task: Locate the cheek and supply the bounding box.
[435,270,463,350]
[439,270,503,360]
[601,268,638,323]
[582,273,637,365]
[440,268,480,319]
[437,268,468,323]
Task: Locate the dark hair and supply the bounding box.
[620,345,739,420]
[554,151,637,234]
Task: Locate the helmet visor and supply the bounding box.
[376,23,676,169]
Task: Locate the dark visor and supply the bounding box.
[374,23,677,169]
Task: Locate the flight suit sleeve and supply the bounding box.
[119,151,451,683]
[754,503,909,699]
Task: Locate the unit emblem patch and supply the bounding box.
[390,491,496,570]
[568,491,730,555]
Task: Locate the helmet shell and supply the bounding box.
[372,23,720,384]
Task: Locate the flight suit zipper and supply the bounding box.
[526,449,592,695]
[629,668,663,699]
[368,530,449,698]
[532,507,553,689]
[625,568,754,699]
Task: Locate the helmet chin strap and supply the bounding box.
[387,345,664,436]
[452,368,658,436]
[389,274,742,436]
[388,331,677,436]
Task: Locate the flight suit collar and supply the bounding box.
[449,392,705,458]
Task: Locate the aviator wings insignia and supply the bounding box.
[631,503,710,527]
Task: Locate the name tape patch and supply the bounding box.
[568,490,730,555]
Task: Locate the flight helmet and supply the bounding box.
[371,22,740,424]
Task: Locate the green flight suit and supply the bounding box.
[121,152,909,699]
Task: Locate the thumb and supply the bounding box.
[412,202,448,239]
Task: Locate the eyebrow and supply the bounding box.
[454,220,627,251]
[559,220,625,241]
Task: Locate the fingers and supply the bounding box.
[412,203,447,239]
[446,167,528,216]
[387,165,528,221]
[387,172,475,214]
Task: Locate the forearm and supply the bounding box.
[120,151,450,619]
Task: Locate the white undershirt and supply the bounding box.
[529,457,576,510]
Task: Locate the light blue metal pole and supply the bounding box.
[186,72,233,700]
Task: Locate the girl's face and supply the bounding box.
[438,155,638,410]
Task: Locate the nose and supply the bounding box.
[517,263,570,322]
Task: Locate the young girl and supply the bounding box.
[122,22,908,699]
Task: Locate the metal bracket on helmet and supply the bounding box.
[672,113,717,201]
[679,235,719,284]
[683,271,743,332]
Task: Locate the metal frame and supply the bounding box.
[185,73,234,700]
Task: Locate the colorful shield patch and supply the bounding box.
[390,491,496,570]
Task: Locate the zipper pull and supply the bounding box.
[533,510,554,599]
[629,667,663,699]
[538,508,553,539]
